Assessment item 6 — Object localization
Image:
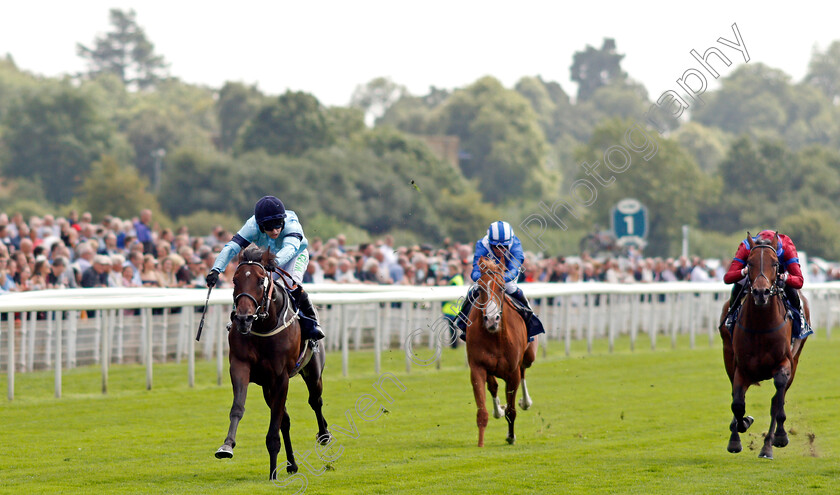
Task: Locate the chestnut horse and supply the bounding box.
[718,233,809,459]
[467,255,537,447]
[215,246,331,479]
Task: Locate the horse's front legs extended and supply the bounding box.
[728,370,753,454]
[470,366,489,447]
[761,364,791,459]
[216,359,249,459]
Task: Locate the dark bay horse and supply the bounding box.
[215,246,331,479]
[467,256,537,447]
[718,233,809,459]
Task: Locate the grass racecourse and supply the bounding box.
[2,333,839,494]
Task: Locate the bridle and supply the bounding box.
[234,261,275,321]
[745,244,781,298]
[478,257,506,324]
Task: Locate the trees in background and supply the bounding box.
[1,81,127,205]
[76,9,168,90]
[5,15,840,255]
[237,91,334,156]
[430,76,551,204]
[570,38,627,102]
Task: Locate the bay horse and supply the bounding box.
[717,232,809,459]
[215,245,331,479]
[467,255,537,447]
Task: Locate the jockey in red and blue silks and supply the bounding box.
[455,221,545,341]
[723,230,811,339]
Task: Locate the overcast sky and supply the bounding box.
[1,1,838,106]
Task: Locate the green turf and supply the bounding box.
[1,334,839,494]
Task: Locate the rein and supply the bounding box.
[234,261,274,320]
[233,260,299,337]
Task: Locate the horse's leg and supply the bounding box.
[266,375,297,480]
[470,365,489,447]
[519,340,537,410]
[788,337,806,391]
[216,358,249,459]
[264,385,282,480]
[487,375,504,419]
[519,368,533,411]
[504,372,521,445]
[727,370,752,453]
[762,363,792,458]
[302,345,331,444]
[788,296,810,390]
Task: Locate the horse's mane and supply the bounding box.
[240,245,277,271]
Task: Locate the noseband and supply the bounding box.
[234,261,275,321]
[746,244,781,297]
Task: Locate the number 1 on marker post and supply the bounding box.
[624,215,634,235]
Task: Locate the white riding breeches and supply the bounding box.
[277,250,308,286]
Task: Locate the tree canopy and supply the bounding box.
[76,9,169,89]
[3,15,840,257]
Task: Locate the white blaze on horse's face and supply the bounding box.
[748,245,777,308]
[483,296,502,332]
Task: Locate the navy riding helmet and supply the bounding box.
[254,196,286,232]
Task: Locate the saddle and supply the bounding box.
[504,294,544,342]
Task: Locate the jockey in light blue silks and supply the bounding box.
[455,221,545,342]
[205,196,325,342]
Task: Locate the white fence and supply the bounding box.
[1,282,838,400]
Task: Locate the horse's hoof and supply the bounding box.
[506,435,516,445]
[773,434,789,448]
[317,432,333,445]
[727,442,742,454]
[758,451,773,460]
[215,445,233,459]
[287,462,299,474]
[493,407,504,419]
[738,416,754,433]
[519,398,532,410]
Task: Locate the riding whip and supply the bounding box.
[195,286,213,341]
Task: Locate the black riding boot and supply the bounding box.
[725,283,745,332]
[455,287,478,341]
[509,288,534,323]
[784,285,810,340]
[509,288,545,340]
[291,286,325,341]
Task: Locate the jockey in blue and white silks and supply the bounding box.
[470,222,525,286]
[205,195,324,341]
[455,221,545,342]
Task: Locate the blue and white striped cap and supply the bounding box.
[487,221,513,246]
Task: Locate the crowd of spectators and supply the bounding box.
[0,209,833,295]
